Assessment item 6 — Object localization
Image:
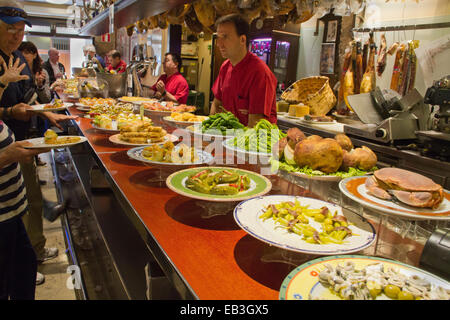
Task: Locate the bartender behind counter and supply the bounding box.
[211,14,277,128]
[106,50,127,73]
[146,52,189,104]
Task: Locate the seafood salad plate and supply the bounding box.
[339,174,450,221]
[279,255,450,300]
[166,167,272,202]
[234,195,375,255]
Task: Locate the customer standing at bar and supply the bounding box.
[0,0,77,286]
[210,14,277,127]
[42,47,65,86]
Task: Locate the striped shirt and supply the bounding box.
[0,121,28,223]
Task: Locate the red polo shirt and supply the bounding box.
[107,60,127,73]
[212,52,277,126]
[151,72,189,104]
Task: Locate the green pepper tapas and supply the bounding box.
[166,167,272,202]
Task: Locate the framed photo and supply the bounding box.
[320,43,335,75]
[325,20,338,42]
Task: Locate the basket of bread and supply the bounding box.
[281,76,336,116]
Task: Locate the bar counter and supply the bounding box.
[62,106,445,299]
[67,106,324,299]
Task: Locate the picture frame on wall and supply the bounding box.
[320,43,335,75]
[325,20,338,42]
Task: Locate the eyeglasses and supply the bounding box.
[0,7,28,19]
[6,25,25,35]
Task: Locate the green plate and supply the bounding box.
[279,255,450,300]
[166,167,272,202]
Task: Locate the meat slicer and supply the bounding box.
[344,87,430,143]
[415,76,450,159]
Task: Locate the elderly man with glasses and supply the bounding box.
[0,0,77,298]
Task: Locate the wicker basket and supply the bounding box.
[281,76,336,116]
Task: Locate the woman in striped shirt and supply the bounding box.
[0,39,49,299]
[0,120,47,300]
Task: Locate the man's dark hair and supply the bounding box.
[165,52,182,70]
[215,14,250,47]
[111,51,121,60]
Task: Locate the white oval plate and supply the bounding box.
[332,111,355,119]
[91,123,119,133]
[298,117,337,125]
[186,125,237,140]
[118,97,157,104]
[109,133,178,147]
[23,136,87,149]
[30,103,72,112]
[163,116,208,128]
[76,106,91,112]
[127,146,214,168]
[288,170,344,182]
[222,138,272,162]
[339,176,450,221]
[234,195,376,255]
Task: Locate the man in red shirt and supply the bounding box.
[211,14,277,127]
[149,52,189,104]
[106,50,127,73]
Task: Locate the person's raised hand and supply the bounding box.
[0,55,29,87]
[35,71,46,87]
[156,80,165,94]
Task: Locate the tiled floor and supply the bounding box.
[35,153,77,300]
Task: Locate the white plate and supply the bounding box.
[298,117,337,125]
[30,103,72,112]
[91,123,119,133]
[163,116,208,128]
[76,106,91,112]
[109,133,178,147]
[23,136,87,149]
[186,125,237,140]
[118,98,157,104]
[143,109,172,117]
[332,111,355,119]
[234,195,376,255]
[283,115,302,120]
[339,176,450,221]
[288,171,344,181]
[222,138,272,163]
[127,146,214,168]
